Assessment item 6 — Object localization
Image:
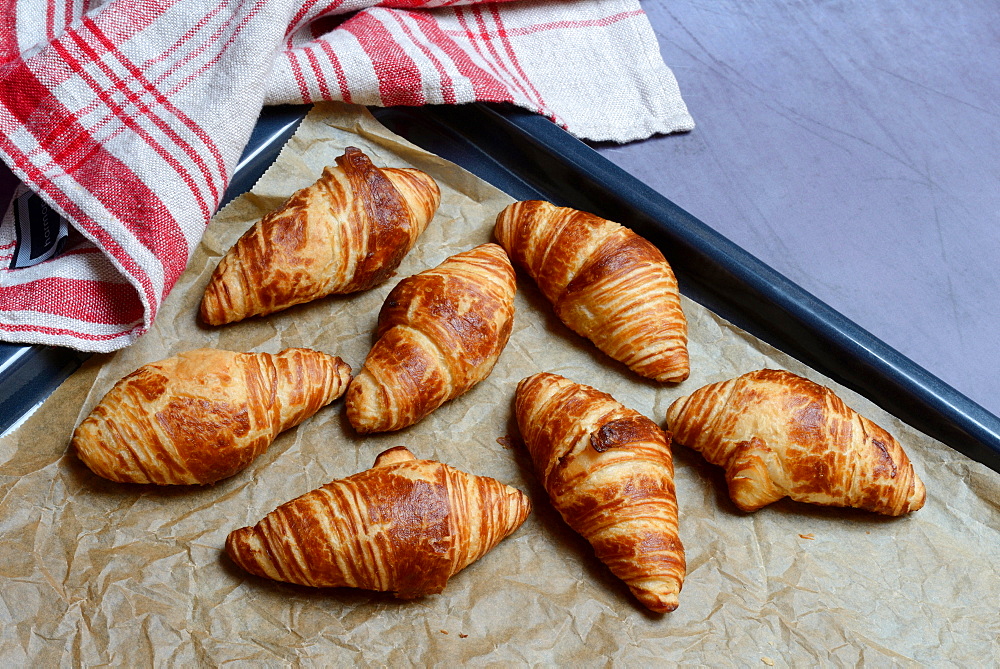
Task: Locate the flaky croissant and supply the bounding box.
[200,146,441,325]
[226,446,531,598]
[72,348,351,485]
[346,243,516,433]
[515,372,686,613]
[665,369,926,515]
[495,200,688,383]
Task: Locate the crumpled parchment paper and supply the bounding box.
[1,102,998,666]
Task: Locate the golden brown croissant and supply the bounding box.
[72,348,351,485]
[665,369,926,515]
[494,200,688,383]
[515,372,685,613]
[346,243,516,433]
[200,146,441,325]
[225,446,531,598]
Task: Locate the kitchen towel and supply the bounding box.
[0,0,693,352]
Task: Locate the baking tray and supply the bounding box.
[2,103,999,475]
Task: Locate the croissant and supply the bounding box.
[515,372,685,613]
[72,348,351,485]
[226,446,531,598]
[665,369,926,515]
[200,146,441,325]
[346,243,516,433]
[494,200,688,383]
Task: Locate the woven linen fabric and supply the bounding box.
[0,0,693,353]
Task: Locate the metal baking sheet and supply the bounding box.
[2,103,999,474]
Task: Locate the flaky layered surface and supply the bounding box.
[346,243,516,433]
[72,348,351,485]
[200,146,440,324]
[666,369,926,515]
[495,200,688,383]
[225,446,531,598]
[515,372,685,613]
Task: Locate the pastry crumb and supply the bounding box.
[440,630,448,635]
[798,533,814,540]
[459,633,468,638]
[497,435,514,449]
[761,657,775,666]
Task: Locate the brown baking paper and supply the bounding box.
[2,103,998,665]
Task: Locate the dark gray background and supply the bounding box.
[594,1,999,416]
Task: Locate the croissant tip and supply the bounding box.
[344,374,380,434]
[223,527,241,556]
[374,446,417,467]
[345,411,376,435]
[345,414,371,435]
[733,500,766,514]
[635,590,680,614]
[905,477,927,513]
[197,297,223,326]
[224,526,270,580]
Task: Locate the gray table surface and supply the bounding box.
[594,0,999,418]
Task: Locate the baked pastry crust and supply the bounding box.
[666,369,926,514]
[346,243,516,433]
[495,200,688,382]
[200,146,440,325]
[515,372,685,613]
[72,348,351,485]
[225,446,531,598]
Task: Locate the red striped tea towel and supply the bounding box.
[0,0,693,353]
